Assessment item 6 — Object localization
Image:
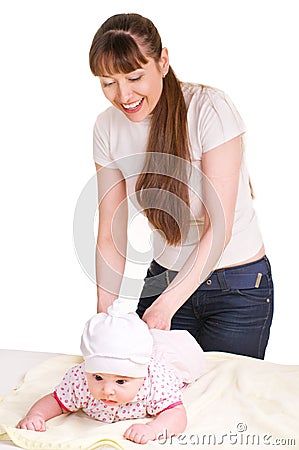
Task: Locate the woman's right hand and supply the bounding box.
[97,291,118,313]
[95,164,128,313]
[17,414,46,431]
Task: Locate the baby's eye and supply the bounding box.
[116,379,126,385]
[94,375,103,381]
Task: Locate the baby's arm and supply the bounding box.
[124,404,187,444]
[17,393,65,431]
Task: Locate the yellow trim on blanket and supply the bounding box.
[0,424,125,449]
[86,439,125,449]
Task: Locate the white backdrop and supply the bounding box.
[0,0,298,364]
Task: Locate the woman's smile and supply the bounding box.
[121,98,144,113]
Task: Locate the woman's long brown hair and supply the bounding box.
[90,13,191,246]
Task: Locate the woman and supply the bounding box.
[90,13,274,359]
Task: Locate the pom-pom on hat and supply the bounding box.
[80,298,153,378]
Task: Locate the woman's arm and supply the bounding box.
[142,135,243,329]
[95,163,128,313]
[16,393,64,431]
[124,405,187,444]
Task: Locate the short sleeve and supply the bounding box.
[146,360,183,416]
[54,364,88,412]
[93,110,117,168]
[198,87,246,153]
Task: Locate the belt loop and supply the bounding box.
[215,269,230,292]
[165,270,170,286]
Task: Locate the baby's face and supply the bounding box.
[86,372,144,405]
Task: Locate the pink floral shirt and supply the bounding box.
[54,357,184,423]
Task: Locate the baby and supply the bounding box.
[17,300,205,444]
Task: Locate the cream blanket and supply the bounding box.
[0,353,298,449]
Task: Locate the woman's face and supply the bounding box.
[99,48,169,123]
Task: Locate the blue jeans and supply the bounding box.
[136,256,274,359]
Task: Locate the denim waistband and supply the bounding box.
[149,256,272,290]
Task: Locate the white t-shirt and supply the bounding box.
[93,83,263,270]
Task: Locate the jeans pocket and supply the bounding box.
[234,275,273,305]
[140,272,168,298]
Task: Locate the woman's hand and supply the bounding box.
[17,414,46,432]
[141,301,173,330]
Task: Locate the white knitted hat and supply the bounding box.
[80,298,153,377]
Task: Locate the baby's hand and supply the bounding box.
[17,414,46,432]
[124,423,156,444]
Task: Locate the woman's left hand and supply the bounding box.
[141,302,173,330]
